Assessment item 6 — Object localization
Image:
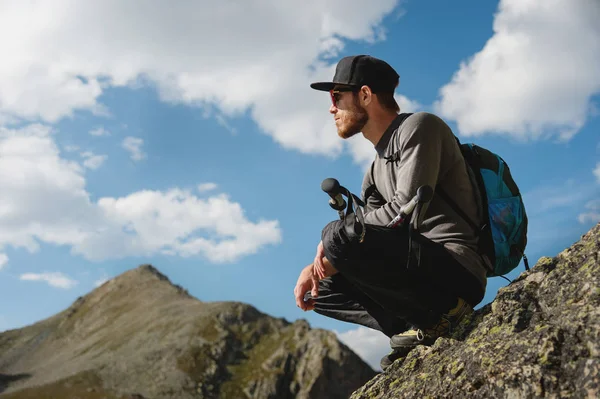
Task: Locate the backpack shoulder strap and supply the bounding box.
[362,161,378,203]
[436,136,483,234]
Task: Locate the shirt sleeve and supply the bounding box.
[363,112,444,226]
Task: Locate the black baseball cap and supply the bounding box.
[310,55,399,93]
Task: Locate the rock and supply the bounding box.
[351,222,600,399]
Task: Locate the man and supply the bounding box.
[293,55,488,371]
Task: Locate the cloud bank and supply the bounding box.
[435,0,600,140]
[0,0,403,163]
[0,125,282,265]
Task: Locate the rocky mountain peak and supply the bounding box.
[0,263,375,399]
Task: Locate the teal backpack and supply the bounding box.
[364,113,529,280]
[439,138,530,280]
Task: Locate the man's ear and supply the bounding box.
[359,85,373,106]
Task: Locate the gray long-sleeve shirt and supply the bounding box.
[361,112,488,290]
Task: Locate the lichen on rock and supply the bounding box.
[351,222,600,399]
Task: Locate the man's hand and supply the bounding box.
[294,264,319,311]
[313,240,338,280]
[314,240,327,280]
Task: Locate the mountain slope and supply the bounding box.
[351,222,600,398]
[0,265,375,399]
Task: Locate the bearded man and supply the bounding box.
[293,55,488,370]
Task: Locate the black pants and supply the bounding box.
[306,220,484,338]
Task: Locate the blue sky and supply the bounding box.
[1,0,599,370]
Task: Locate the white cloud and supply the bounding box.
[89,127,110,137]
[578,199,600,224]
[0,124,91,253]
[19,272,78,289]
[0,0,402,164]
[0,253,7,269]
[198,183,218,193]
[522,178,598,216]
[122,137,146,161]
[397,94,422,115]
[594,162,600,183]
[336,327,390,371]
[81,151,107,170]
[0,124,282,264]
[215,114,237,135]
[64,145,80,153]
[521,178,599,251]
[94,277,109,287]
[435,0,600,140]
[88,190,282,263]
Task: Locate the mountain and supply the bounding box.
[0,265,376,399]
[351,222,600,398]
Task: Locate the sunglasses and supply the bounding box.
[329,87,358,107]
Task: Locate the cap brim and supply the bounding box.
[310,82,336,91]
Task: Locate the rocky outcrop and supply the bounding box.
[0,265,375,399]
[352,222,600,398]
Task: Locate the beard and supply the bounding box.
[337,98,368,139]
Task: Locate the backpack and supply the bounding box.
[438,138,530,279]
[364,112,529,280]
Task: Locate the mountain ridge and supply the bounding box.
[0,263,375,398]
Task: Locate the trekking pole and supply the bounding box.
[321,177,368,242]
[321,178,347,220]
[386,185,434,228]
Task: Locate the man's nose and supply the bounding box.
[329,104,337,114]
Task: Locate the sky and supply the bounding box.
[1,0,599,371]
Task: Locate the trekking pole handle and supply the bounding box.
[386,185,433,228]
[321,178,347,211]
[403,185,433,215]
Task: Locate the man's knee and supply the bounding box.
[321,220,357,270]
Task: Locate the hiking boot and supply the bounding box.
[379,347,410,371]
[389,297,473,352]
